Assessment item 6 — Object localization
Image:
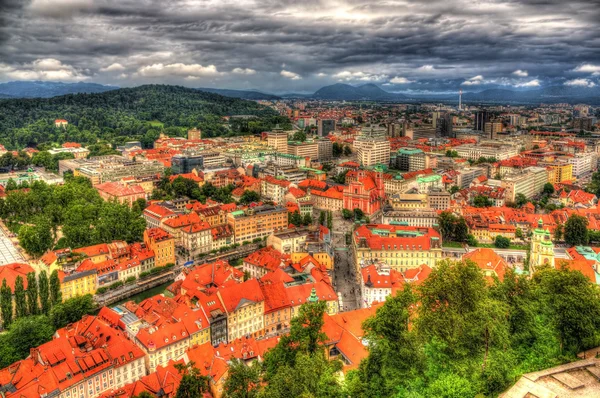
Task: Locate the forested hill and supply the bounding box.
[0,84,291,149]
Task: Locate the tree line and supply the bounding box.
[0,176,146,257]
[0,85,291,150]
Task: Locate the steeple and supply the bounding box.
[307,287,319,303]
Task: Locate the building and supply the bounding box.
[474,110,490,131]
[343,169,385,216]
[353,224,442,272]
[48,146,90,159]
[188,128,201,140]
[501,166,549,201]
[261,175,291,204]
[573,117,593,131]
[59,156,164,185]
[360,262,407,307]
[143,228,175,267]
[549,162,573,183]
[454,142,518,161]
[267,129,289,153]
[217,279,265,341]
[287,140,319,161]
[171,154,204,174]
[530,219,554,270]
[95,181,147,206]
[391,148,426,172]
[0,313,146,398]
[318,119,336,137]
[267,228,310,254]
[567,152,597,178]
[226,205,288,243]
[354,129,391,167]
[54,118,68,128]
[181,222,213,259]
[484,119,503,139]
[58,269,97,300]
[311,187,344,211]
[382,209,439,227]
[462,248,507,281]
[317,138,333,162]
[427,188,451,210]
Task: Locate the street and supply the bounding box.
[330,213,361,311]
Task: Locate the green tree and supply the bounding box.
[239,190,261,205]
[302,213,312,226]
[0,315,55,368]
[515,228,524,239]
[564,214,589,246]
[292,131,307,142]
[289,211,302,227]
[49,270,62,305]
[554,223,564,242]
[473,195,492,208]
[319,211,326,225]
[343,145,352,156]
[14,276,27,319]
[515,193,529,208]
[38,271,50,314]
[494,235,511,248]
[18,218,54,257]
[0,279,13,328]
[467,234,478,247]
[327,210,333,229]
[133,392,156,398]
[26,272,39,315]
[224,358,261,398]
[532,265,600,353]
[341,209,353,220]
[353,208,364,220]
[175,362,210,398]
[543,182,555,196]
[49,294,95,329]
[449,185,460,195]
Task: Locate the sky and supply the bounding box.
[0,0,599,94]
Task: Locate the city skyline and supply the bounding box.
[0,0,599,93]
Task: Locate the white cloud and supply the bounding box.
[138,63,220,78]
[418,65,436,72]
[512,70,528,77]
[232,68,256,75]
[280,70,302,80]
[565,78,596,88]
[316,73,327,77]
[334,71,387,82]
[100,63,126,72]
[573,64,600,75]
[515,79,540,87]
[0,58,88,81]
[390,76,414,84]
[462,75,484,85]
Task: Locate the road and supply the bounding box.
[330,214,361,311]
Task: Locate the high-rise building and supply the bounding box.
[573,117,593,131]
[317,119,336,137]
[484,119,503,139]
[171,154,204,174]
[288,140,319,161]
[474,110,490,132]
[317,138,333,162]
[188,128,201,140]
[354,129,391,167]
[267,128,289,153]
[387,123,401,138]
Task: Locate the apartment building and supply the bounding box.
[217,279,265,341]
[226,205,288,243]
[267,130,289,153]
[181,221,213,258]
[261,175,291,204]
[287,140,319,161]
[143,228,175,267]
[454,142,518,161]
[501,166,549,201]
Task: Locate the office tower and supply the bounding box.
[317,119,336,137]
[354,129,391,167]
[484,119,503,139]
[267,127,289,153]
[474,110,490,132]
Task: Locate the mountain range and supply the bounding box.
[0,81,118,98]
[0,80,598,104]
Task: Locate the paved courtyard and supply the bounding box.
[0,228,24,266]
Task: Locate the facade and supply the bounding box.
[530,219,555,269]
[392,148,426,172]
[353,224,442,272]
[287,140,319,161]
[501,166,549,201]
[188,128,201,140]
[317,119,336,137]
[95,181,146,206]
[226,205,288,243]
[454,142,518,161]
[311,187,344,211]
[484,120,503,139]
[217,279,265,341]
[171,154,204,174]
[267,130,289,153]
[58,269,98,300]
[382,209,439,227]
[143,228,175,267]
[343,169,386,216]
[427,188,451,210]
[354,129,391,167]
[267,228,309,254]
[261,175,291,204]
[317,138,333,162]
[181,222,213,258]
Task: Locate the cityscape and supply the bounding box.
[0,1,600,398]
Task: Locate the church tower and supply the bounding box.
[530,218,555,270]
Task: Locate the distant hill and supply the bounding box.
[312,83,404,101]
[197,87,280,100]
[0,81,118,98]
[456,86,600,104]
[0,84,290,149]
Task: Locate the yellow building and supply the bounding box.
[217,279,265,342]
[290,252,334,270]
[226,205,288,244]
[143,228,175,267]
[549,163,573,183]
[353,224,442,272]
[58,269,98,300]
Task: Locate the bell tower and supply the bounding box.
[530,218,554,270]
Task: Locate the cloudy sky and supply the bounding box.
[0,0,599,93]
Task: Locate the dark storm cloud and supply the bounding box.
[0,0,599,92]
